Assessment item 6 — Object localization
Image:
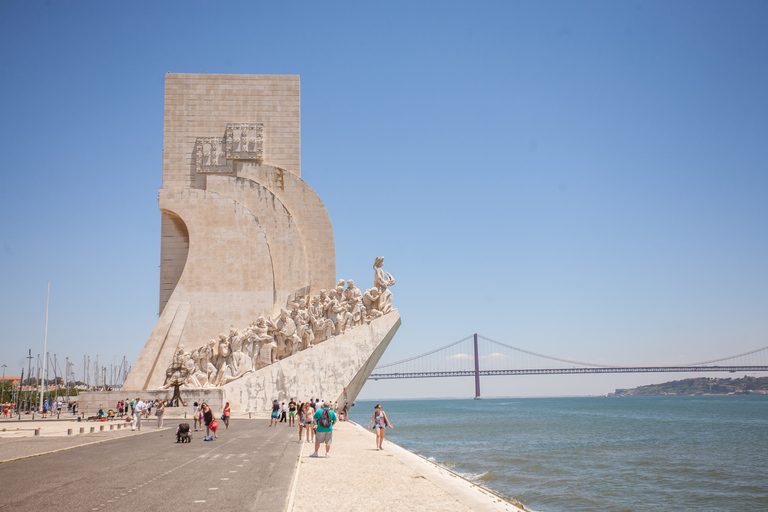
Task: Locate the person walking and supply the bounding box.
[279,401,287,423]
[156,400,165,428]
[193,402,201,431]
[202,403,218,439]
[222,402,231,429]
[310,401,337,458]
[367,403,393,450]
[270,399,280,427]
[132,397,147,431]
[288,398,297,427]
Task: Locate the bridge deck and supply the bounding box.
[369,366,768,380]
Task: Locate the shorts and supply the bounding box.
[271,411,279,419]
[315,430,333,444]
[288,411,296,418]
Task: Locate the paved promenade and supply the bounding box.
[291,421,523,512]
[1,416,524,512]
[0,419,299,511]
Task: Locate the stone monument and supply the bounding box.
[80,74,400,413]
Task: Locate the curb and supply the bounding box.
[284,433,305,512]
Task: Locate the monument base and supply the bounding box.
[79,311,400,415]
[221,310,401,412]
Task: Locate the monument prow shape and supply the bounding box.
[79,74,399,414]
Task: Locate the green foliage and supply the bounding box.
[612,376,768,396]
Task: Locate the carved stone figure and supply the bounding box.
[161,346,191,389]
[344,279,362,302]
[213,334,233,386]
[249,316,274,368]
[194,339,218,387]
[347,296,366,328]
[162,262,398,388]
[373,256,396,314]
[274,308,300,359]
[363,287,383,320]
[292,306,314,350]
[310,294,334,343]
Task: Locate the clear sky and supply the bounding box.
[1,1,767,398]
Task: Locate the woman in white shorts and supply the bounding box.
[299,402,314,442]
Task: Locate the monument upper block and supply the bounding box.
[163,73,300,189]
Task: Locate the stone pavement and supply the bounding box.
[1,416,526,512]
[0,418,300,512]
[289,421,525,512]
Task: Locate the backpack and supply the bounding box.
[319,408,331,428]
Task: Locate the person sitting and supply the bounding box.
[176,423,191,443]
[98,408,105,419]
[107,409,116,420]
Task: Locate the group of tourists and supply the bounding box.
[121,397,173,430]
[262,398,392,456]
[3,399,79,418]
[39,399,66,417]
[270,398,348,428]
[2,402,15,417]
[119,395,393,453]
[188,400,230,440]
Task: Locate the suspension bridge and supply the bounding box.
[368,334,768,398]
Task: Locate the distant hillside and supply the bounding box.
[610,376,768,396]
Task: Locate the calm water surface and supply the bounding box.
[349,396,768,512]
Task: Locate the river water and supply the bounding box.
[348,396,768,512]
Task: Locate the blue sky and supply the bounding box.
[1,1,767,398]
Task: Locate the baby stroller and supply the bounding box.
[176,423,191,443]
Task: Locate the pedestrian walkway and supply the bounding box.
[289,421,525,512]
[0,419,298,512]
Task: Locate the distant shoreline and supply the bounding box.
[610,376,768,396]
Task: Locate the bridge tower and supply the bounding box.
[473,333,481,399]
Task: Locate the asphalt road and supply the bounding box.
[0,419,302,511]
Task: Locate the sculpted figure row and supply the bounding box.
[162,257,396,389]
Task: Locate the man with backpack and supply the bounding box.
[309,400,337,458]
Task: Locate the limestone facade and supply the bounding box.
[117,74,400,407]
[123,74,336,392]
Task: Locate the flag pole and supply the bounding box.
[39,280,50,412]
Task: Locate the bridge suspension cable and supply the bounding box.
[684,345,768,367]
[369,333,768,397]
[373,335,474,368]
[478,335,616,368]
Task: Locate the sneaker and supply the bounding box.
[309,452,319,458]
[325,453,331,458]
